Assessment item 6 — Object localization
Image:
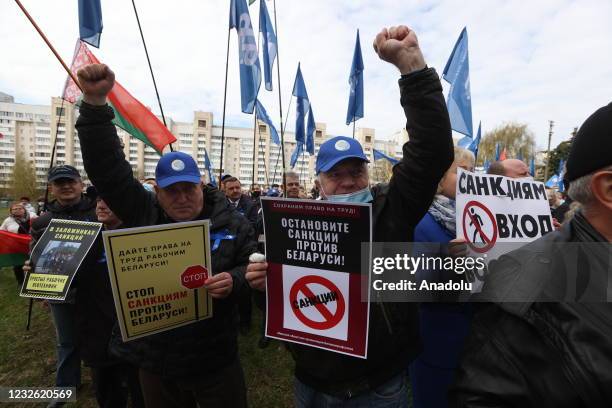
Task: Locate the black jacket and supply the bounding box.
[76,104,258,379]
[75,233,119,367]
[450,218,612,407]
[290,67,454,397]
[230,194,257,226]
[30,197,98,303]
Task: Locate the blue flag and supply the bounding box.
[292,64,315,154]
[483,160,491,172]
[290,142,303,168]
[467,122,481,161]
[458,135,471,148]
[255,100,280,145]
[78,0,103,48]
[557,159,565,192]
[259,0,277,91]
[529,157,535,176]
[373,149,399,165]
[346,30,364,125]
[495,142,501,161]
[442,27,472,137]
[545,174,560,188]
[230,0,261,113]
[203,148,217,187]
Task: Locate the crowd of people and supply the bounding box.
[2,23,611,408]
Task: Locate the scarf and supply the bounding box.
[428,194,456,236]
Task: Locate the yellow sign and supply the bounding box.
[25,274,69,292]
[103,220,213,341]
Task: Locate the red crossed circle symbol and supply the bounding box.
[462,200,498,253]
[289,275,345,330]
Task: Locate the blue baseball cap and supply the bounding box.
[155,151,201,188]
[315,136,369,174]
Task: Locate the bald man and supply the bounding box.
[487,159,530,178]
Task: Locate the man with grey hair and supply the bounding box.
[451,103,612,407]
[247,24,454,406]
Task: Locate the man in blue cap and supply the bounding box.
[246,24,454,406]
[74,65,257,408]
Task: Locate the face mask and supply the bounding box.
[323,186,373,203]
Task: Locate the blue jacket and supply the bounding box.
[410,211,472,408]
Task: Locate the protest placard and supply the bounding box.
[262,198,372,359]
[20,219,102,300]
[102,220,213,341]
[456,168,554,289]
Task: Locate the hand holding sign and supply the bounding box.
[204,272,233,299]
[246,261,268,292]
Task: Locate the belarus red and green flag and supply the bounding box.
[0,231,31,268]
[63,40,176,154]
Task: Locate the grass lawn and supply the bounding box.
[0,268,293,407]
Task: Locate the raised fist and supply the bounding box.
[77,63,115,106]
[373,25,426,75]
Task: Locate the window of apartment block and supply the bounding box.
[198,120,207,128]
[56,107,65,116]
[365,135,372,143]
[259,125,266,133]
[316,130,322,138]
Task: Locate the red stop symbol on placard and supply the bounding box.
[181,265,209,289]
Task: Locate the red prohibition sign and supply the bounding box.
[289,275,346,330]
[462,200,498,253]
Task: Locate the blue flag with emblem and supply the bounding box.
[255,99,280,145]
[442,27,472,138]
[290,142,303,168]
[557,159,566,192]
[373,148,399,165]
[259,0,277,91]
[346,30,364,125]
[545,174,560,188]
[292,64,315,154]
[203,148,217,187]
[230,0,261,113]
[530,157,535,176]
[78,0,103,48]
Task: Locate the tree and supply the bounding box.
[10,152,38,201]
[477,122,536,166]
[547,140,572,179]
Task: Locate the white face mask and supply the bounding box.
[321,185,373,203]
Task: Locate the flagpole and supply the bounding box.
[131,0,173,152]
[352,119,356,139]
[26,95,68,330]
[251,112,258,188]
[271,95,293,185]
[14,0,82,92]
[272,0,288,197]
[219,28,232,180]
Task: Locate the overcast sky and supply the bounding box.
[2,0,611,150]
